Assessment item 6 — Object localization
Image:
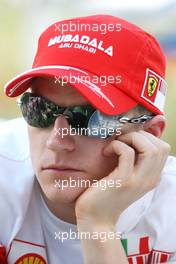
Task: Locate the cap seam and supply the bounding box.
[128,37,153,103]
[131,38,164,114]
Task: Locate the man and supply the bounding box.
[1,14,176,263]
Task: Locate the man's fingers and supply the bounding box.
[127,131,171,172]
[138,130,171,157]
[117,131,157,161]
[103,131,171,192]
[103,140,135,180]
[117,131,171,190]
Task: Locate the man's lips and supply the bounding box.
[42,165,82,172]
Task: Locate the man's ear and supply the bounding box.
[143,115,166,138]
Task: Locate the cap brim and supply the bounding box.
[4,65,138,115]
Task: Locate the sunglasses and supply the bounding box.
[17,92,154,138]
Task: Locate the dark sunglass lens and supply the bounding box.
[72,112,88,128]
[20,94,96,133]
[67,106,95,135]
[20,93,58,128]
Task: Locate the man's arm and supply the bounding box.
[77,223,128,264]
[75,131,170,263]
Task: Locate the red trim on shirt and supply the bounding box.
[0,244,7,264]
[13,238,46,248]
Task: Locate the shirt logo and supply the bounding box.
[121,236,174,264]
[15,253,47,264]
[8,239,47,264]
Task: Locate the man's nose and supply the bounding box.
[46,115,75,152]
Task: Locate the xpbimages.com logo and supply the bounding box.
[54,21,122,35]
[54,177,122,191]
[54,73,122,87]
[55,228,122,243]
[54,125,122,139]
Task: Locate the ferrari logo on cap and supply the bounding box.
[147,76,158,97]
[15,253,47,264]
[141,68,167,112]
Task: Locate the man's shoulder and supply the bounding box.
[118,156,176,253]
[139,155,176,250]
[150,155,176,208]
[0,117,29,161]
[162,155,176,174]
[159,155,176,190]
[0,118,34,247]
[0,117,33,199]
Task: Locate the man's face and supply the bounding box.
[28,78,136,205]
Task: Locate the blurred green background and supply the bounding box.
[0,0,175,154]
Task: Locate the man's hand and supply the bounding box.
[75,130,171,227]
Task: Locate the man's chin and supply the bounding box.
[41,184,87,205]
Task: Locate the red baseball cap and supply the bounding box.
[4,14,167,116]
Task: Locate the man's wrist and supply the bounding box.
[77,219,116,235]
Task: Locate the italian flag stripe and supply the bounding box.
[139,237,150,254]
[121,239,128,256]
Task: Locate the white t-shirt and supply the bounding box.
[0,118,176,263]
[38,185,84,264]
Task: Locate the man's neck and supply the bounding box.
[41,191,77,225]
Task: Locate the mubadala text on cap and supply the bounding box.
[58,42,96,54]
[48,34,113,56]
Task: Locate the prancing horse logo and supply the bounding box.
[148,76,158,97]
